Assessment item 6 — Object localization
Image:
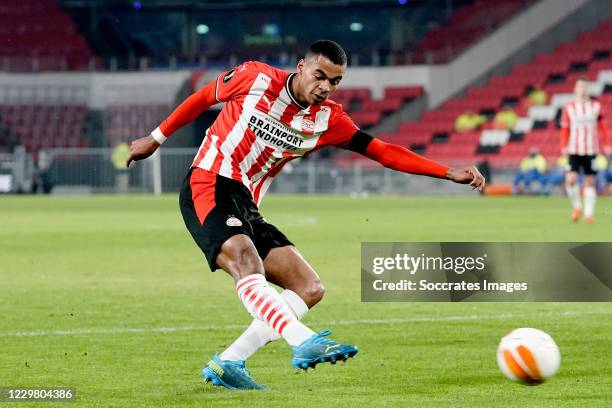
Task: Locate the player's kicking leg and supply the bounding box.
[217,246,324,363]
[202,235,358,389]
[205,246,323,389]
[214,236,357,371]
[179,169,357,390]
[219,245,358,371]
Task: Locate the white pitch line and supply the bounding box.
[0,310,609,338]
[322,310,610,325]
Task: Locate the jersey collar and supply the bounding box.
[286,73,309,111]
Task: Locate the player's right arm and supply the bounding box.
[126,80,218,167]
[323,108,485,190]
[359,135,486,190]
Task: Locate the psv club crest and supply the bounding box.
[302,117,315,132]
[226,216,243,227]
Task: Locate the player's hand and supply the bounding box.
[126,135,160,168]
[446,166,486,191]
[561,147,568,156]
[605,146,612,156]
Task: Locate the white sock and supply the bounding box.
[220,289,309,361]
[566,184,582,210]
[584,186,596,217]
[235,274,314,346]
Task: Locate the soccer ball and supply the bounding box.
[497,328,560,385]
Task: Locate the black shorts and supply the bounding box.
[569,154,596,175]
[179,167,293,271]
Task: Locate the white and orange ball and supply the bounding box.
[497,328,560,385]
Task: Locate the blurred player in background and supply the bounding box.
[126,40,485,390]
[560,79,610,223]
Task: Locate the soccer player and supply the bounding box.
[560,79,610,223]
[126,40,485,390]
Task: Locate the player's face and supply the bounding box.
[296,55,346,106]
[574,80,588,99]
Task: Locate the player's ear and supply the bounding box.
[297,58,305,74]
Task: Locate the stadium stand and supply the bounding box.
[1,0,606,167]
[333,86,423,129]
[61,0,538,69]
[64,1,465,69]
[374,18,612,169]
[0,104,88,151]
[0,0,96,71]
[412,0,537,64]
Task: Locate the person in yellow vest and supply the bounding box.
[493,104,518,130]
[542,155,569,195]
[527,87,547,107]
[111,142,131,193]
[513,147,547,194]
[593,153,609,195]
[606,155,612,196]
[454,110,486,133]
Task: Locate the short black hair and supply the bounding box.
[306,40,347,66]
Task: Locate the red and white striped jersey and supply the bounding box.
[561,99,604,156]
[191,61,358,205]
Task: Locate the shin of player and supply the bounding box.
[221,247,322,361]
[220,288,309,361]
[564,172,582,220]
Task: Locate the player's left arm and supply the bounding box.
[347,131,485,190]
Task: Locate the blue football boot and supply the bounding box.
[291,330,358,370]
[202,354,267,390]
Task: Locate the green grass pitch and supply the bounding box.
[1,195,611,407]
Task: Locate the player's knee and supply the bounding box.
[303,280,325,307]
[219,236,264,278]
[237,248,264,275]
